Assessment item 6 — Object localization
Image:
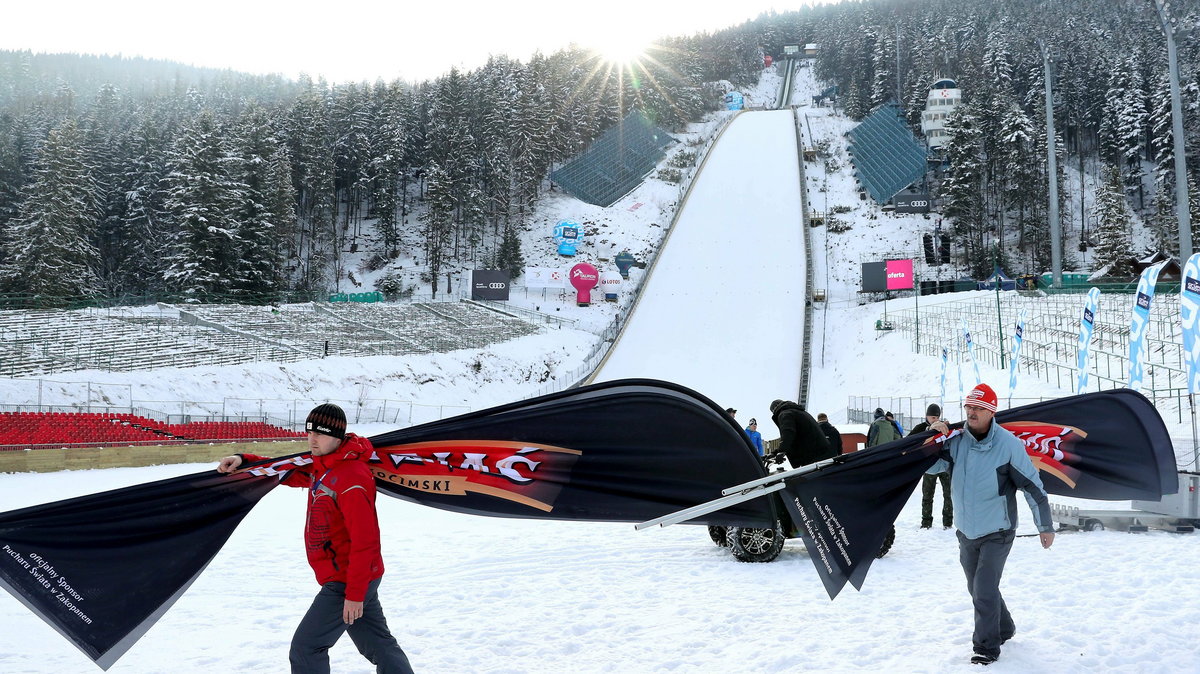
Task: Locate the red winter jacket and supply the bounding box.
[243,434,384,601]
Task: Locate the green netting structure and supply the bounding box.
[551,110,675,207]
[846,103,928,204]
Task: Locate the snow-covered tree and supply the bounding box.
[0,118,102,300]
[1092,163,1134,278]
[160,110,244,299]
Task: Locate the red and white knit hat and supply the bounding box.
[963,383,998,412]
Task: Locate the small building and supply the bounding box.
[921,78,962,150]
[803,43,819,58]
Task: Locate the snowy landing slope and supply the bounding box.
[591,109,806,425]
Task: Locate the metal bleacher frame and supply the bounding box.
[845,102,928,204]
[550,109,676,207]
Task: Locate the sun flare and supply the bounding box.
[593,35,650,65]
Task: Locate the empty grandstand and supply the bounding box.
[0,300,546,377]
[845,102,929,205]
[550,109,676,207]
[0,411,304,449]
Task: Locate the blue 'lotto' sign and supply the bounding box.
[724,92,744,111]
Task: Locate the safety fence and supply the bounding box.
[884,291,1193,424]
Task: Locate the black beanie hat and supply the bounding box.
[770,399,786,414]
[874,407,884,418]
[306,403,346,439]
[926,403,942,417]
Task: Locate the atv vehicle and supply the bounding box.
[705,455,896,563]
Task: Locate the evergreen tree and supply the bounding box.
[160,110,244,299]
[421,162,454,296]
[0,118,102,300]
[1092,163,1134,278]
[494,223,524,280]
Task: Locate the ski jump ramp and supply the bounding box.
[590,109,807,428]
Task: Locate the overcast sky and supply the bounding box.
[1,1,837,84]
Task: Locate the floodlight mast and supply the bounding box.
[1038,39,1062,289]
[1152,0,1192,261]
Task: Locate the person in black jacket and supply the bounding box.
[816,413,843,455]
[909,403,952,529]
[768,399,836,467]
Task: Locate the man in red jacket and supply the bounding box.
[218,403,414,673]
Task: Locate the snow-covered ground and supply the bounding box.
[2,63,1199,672]
[0,464,1196,673]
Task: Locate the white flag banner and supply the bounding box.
[1181,254,1200,394]
[1127,261,1168,392]
[1076,287,1101,394]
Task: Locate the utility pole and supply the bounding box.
[1152,0,1192,260]
[1039,40,1062,288]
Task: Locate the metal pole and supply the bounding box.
[996,246,1006,369]
[1153,0,1192,260]
[1040,41,1062,288]
[915,269,921,354]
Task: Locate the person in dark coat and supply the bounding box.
[910,403,952,529]
[816,413,843,455]
[867,407,901,447]
[768,399,836,467]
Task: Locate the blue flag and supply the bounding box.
[1076,287,1101,393]
[1181,254,1200,394]
[1128,262,1167,391]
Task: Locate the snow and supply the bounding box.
[2,62,1200,672]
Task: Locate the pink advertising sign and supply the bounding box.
[569,263,599,306]
[885,259,914,290]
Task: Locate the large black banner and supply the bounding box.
[783,389,1177,599]
[0,379,772,669]
[0,465,284,669]
[366,379,775,526]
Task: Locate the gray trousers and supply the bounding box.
[290,578,414,674]
[957,529,1016,658]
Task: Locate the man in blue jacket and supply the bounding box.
[744,418,764,456]
[928,383,1055,666]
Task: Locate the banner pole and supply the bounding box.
[633,482,788,530]
[1191,393,1199,471]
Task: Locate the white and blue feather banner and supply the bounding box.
[1076,287,1101,393]
[962,319,981,385]
[1180,254,1200,394]
[1127,262,1168,392]
[939,345,949,408]
[1008,309,1027,399]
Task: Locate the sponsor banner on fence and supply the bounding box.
[471,269,510,300]
[523,267,565,289]
[1008,309,1027,399]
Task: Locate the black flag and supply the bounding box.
[783,389,1178,600]
[0,379,773,668]
[0,464,286,669]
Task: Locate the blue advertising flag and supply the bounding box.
[939,346,949,408]
[1008,309,1027,400]
[1128,262,1168,391]
[1181,254,1200,394]
[1076,287,1101,393]
[962,319,981,385]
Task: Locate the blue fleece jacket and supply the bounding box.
[927,419,1054,540]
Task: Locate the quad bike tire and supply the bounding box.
[875,525,896,558]
[726,522,785,563]
[708,525,730,547]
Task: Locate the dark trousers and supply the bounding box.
[921,472,953,528]
[290,578,414,674]
[957,529,1016,658]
